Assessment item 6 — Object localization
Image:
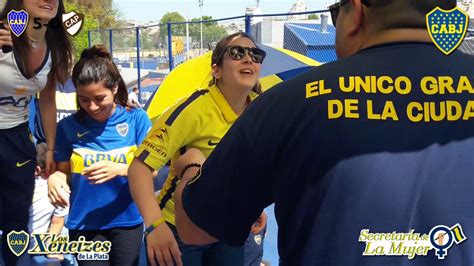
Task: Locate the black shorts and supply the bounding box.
[69,224,143,266]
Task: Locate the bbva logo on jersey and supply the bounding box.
[83,153,127,167]
[426,6,469,55]
[116,123,129,137]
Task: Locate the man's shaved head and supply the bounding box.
[364,0,457,30]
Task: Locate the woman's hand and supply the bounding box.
[0,22,12,48]
[251,211,267,234]
[146,222,182,266]
[82,160,127,185]
[174,148,206,180]
[47,171,70,208]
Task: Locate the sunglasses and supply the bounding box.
[328,0,350,26]
[225,45,266,64]
[328,0,370,26]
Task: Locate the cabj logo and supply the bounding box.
[427,7,469,55]
[7,230,29,257]
[116,123,129,137]
[7,9,29,37]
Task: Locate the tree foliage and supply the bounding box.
[189,16,227,49]
[67,0,120,29]
[159,12,186,41]
[63,0,122,61]
[63,1,100,61]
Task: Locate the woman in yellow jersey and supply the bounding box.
[129,32,267,266]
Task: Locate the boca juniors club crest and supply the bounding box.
[7,230,29,257]
[62,11,84,36]
[427,7,469,55]
[7,10,29,37]
[116,123,129,137]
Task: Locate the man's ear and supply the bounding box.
[347,0,365,36]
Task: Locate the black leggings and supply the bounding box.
[0,123,36,266]
[69,224,143,266]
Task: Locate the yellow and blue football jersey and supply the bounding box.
[135,84,257,225]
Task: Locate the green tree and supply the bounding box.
[159,12,186,41]
[308,14,320,20]
[202,26,227,46]
[141,33,153,49]
[189,16,226,49]
[64,0,123,61]
[193,16,217,27]
[88,4,121,30]
[189,18,202,45]
[68,0,121,29]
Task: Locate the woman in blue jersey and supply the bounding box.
[48,45,151,266]
[0,0,72,264]
[128,32,267,266]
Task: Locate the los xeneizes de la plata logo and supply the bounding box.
[7,230,111,260]
[427,6,469,55]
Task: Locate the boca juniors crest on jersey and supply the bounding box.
[116,123,129,137]
[7,10,29,37]
[427,7,469,55]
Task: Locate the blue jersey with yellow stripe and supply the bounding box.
[55,105,151,230]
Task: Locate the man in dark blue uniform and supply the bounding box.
[173,0,474,265]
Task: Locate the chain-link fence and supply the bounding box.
[89,24,170,104]
[88,29,112,51]
[88,9,336,105]
[169,15,247,64]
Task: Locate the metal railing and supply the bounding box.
[88,9,336,104]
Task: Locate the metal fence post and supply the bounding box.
[109,29,113,58]
[245,15,251,35]
[167,23,174,71]
[136,26,141,99]
[88,30,92,47]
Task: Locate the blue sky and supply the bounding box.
[114,0,331,22]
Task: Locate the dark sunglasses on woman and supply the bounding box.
[226,45,266,64]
